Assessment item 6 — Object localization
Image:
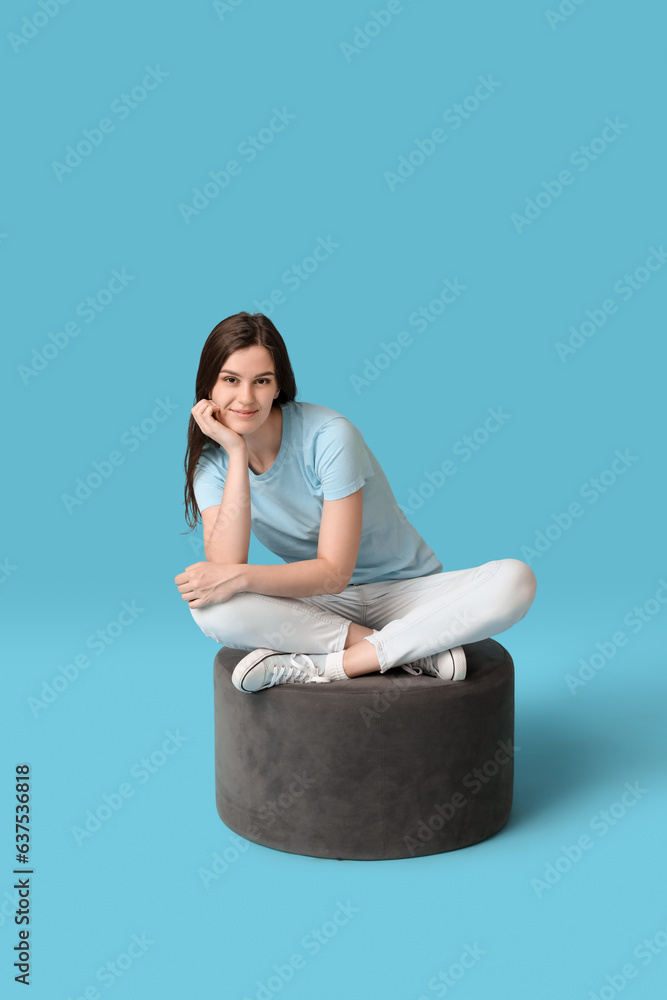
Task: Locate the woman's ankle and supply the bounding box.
[342,632,381,677]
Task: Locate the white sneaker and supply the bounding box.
[232,648,332,693]
[400,646,467,681]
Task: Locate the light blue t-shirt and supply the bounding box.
[192,401,443,585]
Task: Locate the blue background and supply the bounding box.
[3,0,666,997]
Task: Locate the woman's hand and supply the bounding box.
[191,399,247,454]
[174,561,245,608]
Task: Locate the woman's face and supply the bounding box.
[209,345,279,432]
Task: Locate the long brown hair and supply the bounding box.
[182,312,297,531]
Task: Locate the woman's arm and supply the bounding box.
[201,447,251,564]
[190,397,252,565]
[239,487,364,597]
[178,487,364,608]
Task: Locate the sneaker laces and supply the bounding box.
[266,652,330,688]
[401,656,435,676]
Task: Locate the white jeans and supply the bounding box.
[189,558,537,672]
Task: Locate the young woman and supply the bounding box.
[175,312,537,693]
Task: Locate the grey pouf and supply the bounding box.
[213,638,515,861]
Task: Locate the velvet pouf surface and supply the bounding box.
[213,638,515,861]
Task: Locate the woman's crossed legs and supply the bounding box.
[190,558,537,677]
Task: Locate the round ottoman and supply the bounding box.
[213,638,515,861]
